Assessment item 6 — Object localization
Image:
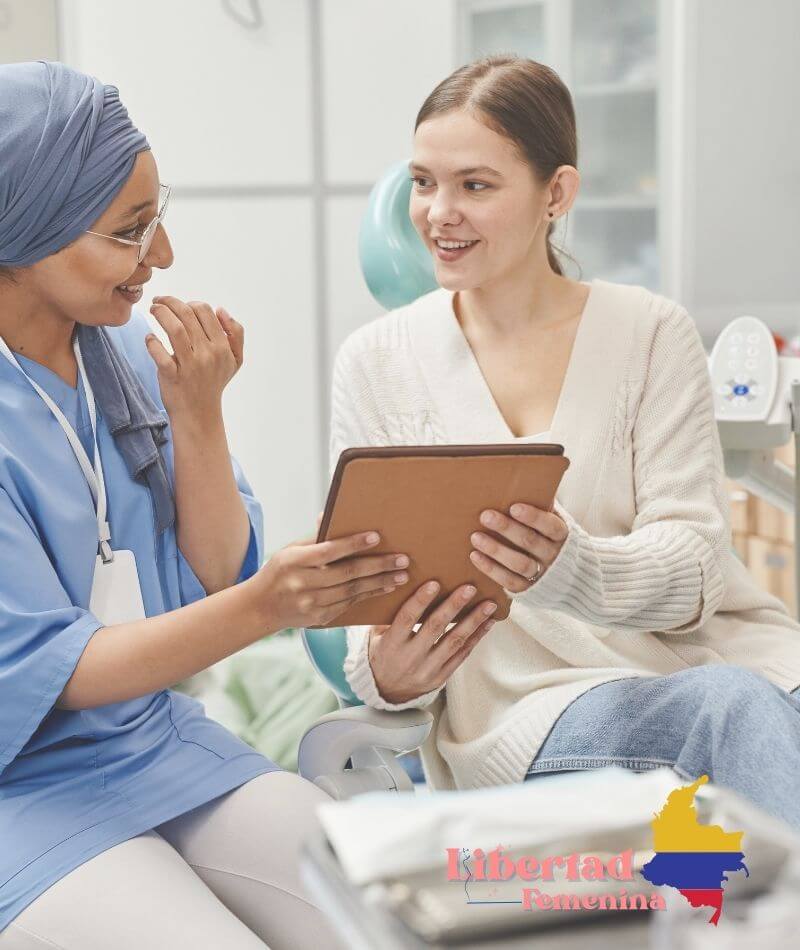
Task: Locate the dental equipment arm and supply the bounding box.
[709,315,800,618]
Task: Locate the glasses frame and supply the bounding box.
[85,183,171,263]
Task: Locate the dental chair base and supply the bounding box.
[297,706,433,800]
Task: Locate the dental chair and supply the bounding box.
[296,161,800,800]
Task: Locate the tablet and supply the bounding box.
[309,444,570,628]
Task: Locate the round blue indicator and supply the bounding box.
[733,384,749,396]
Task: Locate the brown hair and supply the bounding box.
[414,55,577,276]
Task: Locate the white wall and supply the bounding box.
[321,0,455,185]
[321,0,457,355]
[61,0,313,187]
[0,0,57,61]
[683,0,800,340]
[30,0,800,544]
[58,0,457,549]
[139,195,321,548]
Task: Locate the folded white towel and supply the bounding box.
[316,766,684,886]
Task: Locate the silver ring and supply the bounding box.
[527,560,542,583]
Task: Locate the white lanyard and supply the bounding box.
[0,334,114,563]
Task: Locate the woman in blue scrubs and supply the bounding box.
[0,62,410,948]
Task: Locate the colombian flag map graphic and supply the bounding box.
[642,774,749,925]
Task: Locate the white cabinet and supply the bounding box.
[459,0,666,293]
[687,0,800,335]
[457,0,800,337]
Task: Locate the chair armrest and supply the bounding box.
[297,706,433,795]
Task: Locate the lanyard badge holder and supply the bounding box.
[0,335,146,625]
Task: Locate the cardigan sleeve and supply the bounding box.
[331,342,443,710]
[510,305,728,635]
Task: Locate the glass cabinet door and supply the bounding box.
[570,0,659,288]
[458,0,662,290]
[461,0,549,62]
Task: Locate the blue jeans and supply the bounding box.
[524,665,800,829]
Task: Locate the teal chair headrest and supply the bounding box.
[359,159,438,310]
[301,627,361,705]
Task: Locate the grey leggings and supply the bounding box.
[0,771,344,950]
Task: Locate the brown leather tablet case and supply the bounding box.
[309,444,570,628]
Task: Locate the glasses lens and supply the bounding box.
[138,220,157,263]
[137,185,171,263]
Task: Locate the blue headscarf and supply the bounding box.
[0,61,150,267]
[0,61,176,534]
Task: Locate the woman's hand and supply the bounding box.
[469,504,569,593]
[368,582,499,704]
[254,530,411,632]
[145,295,243,420]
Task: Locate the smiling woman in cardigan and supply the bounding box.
[330,56,800,827]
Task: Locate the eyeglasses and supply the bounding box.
[85,183,171,263]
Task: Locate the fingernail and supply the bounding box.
[384,585,395,592]
[396,555,409,568]
[484,602,497,614]
[471,533,482,545]
[366,532,380,544]
[463,585,477,598]
[394,573,408,584]
[511,504,524,517]
[480,511,495,526]
[426,581,440,594]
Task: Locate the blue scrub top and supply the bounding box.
[0,311,280,931]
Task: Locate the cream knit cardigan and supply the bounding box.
[329,278,800,791]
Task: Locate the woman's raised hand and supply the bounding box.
[367,582,499,705]
[145,296,243,420]
[255,530,411,632]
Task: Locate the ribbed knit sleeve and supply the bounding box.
[511,306,728,634]
[330,340,444,711]
[342,624,444,710]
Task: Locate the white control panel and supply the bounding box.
[708,315,778,421]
